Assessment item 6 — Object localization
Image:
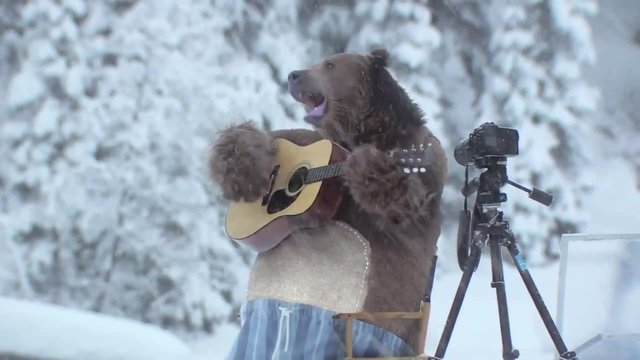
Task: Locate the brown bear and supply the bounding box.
[209,49,447,357]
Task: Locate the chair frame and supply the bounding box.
[334,300,432,359]
[334,254,438,359]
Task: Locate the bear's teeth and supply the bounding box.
[308,100,326,117]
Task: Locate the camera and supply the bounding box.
[453,122,519,166]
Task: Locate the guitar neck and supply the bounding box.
[304,162,345,184]
[303,144,430,185]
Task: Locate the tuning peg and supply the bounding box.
[419,143,425,151]
[403,168,411,174]
[420,167,426,173]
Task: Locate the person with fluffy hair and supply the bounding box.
[209,49,447,358]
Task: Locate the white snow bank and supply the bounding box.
[0,297,195,360]
[190,322,239,360]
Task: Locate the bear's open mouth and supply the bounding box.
[298,92,327,125]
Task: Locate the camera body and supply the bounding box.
[453,122,519,166]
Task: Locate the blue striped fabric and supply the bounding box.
[226,299,415,359]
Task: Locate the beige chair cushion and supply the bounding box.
[247,220,371,313]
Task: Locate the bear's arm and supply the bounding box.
[343,129,447,229]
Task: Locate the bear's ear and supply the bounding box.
[369,48,389,68]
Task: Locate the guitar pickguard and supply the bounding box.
[266,189,299,214]
[265,165,309,214]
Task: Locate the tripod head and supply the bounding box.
[462,156,553,207]
[456,155,553,271]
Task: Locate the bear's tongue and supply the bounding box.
[301,92,326,125]
[306,99,326,117]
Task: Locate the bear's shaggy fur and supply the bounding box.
[209,49,447,352]
[208,121,277,202]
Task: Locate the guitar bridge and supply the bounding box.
[261,165,280,206]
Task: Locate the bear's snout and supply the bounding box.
[288,70,314,102]
[287,70,304,101]
[288,70,303,82]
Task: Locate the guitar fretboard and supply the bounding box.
[303,163,344,184]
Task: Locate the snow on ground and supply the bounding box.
[0,297,195,360]
[190,323,240,360]
[425,257,560,360]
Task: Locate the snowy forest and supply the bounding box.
[1,0,639,358]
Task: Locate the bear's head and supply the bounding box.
[287,49,424,150]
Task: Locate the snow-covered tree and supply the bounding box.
[0,0,260,335]
[347,0,443,125]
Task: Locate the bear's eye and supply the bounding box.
[324,61,335,70]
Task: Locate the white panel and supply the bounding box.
[557,234,640,359]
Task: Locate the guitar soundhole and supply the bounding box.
[267,190,298,214]
[287,167,308,195]
[266,166,308,214]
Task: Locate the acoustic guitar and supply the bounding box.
[224,138,430,252]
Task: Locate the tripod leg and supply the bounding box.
[489,238,519,360]
[430,242,482,360]
[505,241,578,360]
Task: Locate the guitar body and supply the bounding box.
[225,138,348,252]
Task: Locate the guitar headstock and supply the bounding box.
[389,143,433,174]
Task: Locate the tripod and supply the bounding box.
[429,156,578,360]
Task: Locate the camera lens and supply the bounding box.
[454,139,472,166]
